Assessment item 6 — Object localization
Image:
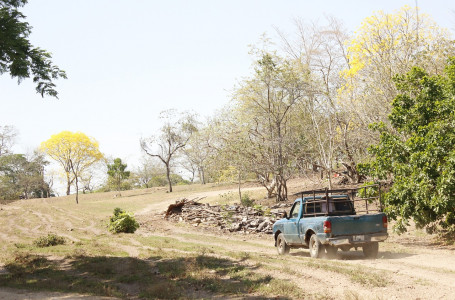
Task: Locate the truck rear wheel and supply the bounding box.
[309,234,323,258]
[276,233,290,255]
[363,242,379,259]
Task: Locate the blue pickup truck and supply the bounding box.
[273,187,388,259]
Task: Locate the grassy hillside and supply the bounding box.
[0,183,454,299]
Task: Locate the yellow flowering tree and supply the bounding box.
[40,131,104,203]
[342,5,453,123]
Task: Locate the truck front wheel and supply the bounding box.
[309,234,323,258]
[276,233,290,255]
[362,242,379,259]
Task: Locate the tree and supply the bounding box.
[342,6,454,125]
[231,50,308,201]
[40,131,104,203]
[0,0,67,97]
[134,156,165,188]
[366,58,455,237]
[140,110,196,192]
[0,125,17,156]
[0,152,48,200]
[181,124,215,184]
[107,158,130,196]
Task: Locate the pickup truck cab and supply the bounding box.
[273,188,388,259]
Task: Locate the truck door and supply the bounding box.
[284,201,301,244]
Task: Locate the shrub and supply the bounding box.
[33,234,66,247]
[358,181,379,199]
[241,193,254,207]
[108,208,139,233]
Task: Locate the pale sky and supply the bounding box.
[1,0,454,189]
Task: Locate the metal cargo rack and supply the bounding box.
[293,184,383,217]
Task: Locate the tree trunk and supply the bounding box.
[117,177,122,197]
[238,169,242,202]
[75,176,79,204]
[275,175,287,202]
[200,167,206,184]
[166,163,172,192]
[66,176,71,195]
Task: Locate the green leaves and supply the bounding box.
[0,0,66,98]
[108,208,139,234]
[368,58,455,236]
[107,158,130,193]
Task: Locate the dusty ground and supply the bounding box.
[0,181,454,299]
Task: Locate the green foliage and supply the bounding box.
[33,234,65,247]
[0,0,66,97]
[220,205,234,224]
[240,193,254,207]
[358,181,379,199]
[252,204,271,216]
[0,153,49,200]
[107,158,130,193]
[366,58,455,235]
[108,208,139,234]
[150,174,190,187]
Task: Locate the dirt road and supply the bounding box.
[0,185,454,299]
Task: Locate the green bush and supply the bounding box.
[358,181,379,199]
[33,234,66,247]
[108,208,139,233]
[241,194,254,207]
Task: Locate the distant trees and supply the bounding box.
[343,6,453,123]
[40,131,104,203]
[229,50,307,201]
[140,110,196,192]
[0,125,17,156]
[107,158,130,196]
[181,123,215,185]
[180,6,454,204]
[0,152,49,200]
[0,0,66,97]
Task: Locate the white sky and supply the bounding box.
[1,0,454,189]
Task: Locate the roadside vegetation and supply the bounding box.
[0,184,453,299]
[1,3,455,299]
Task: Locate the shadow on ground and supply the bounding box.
[290,249,414,260]
[0,253,293,299]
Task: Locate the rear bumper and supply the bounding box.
[323,232,388,246]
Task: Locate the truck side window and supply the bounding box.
[306,202,314,214]
[291,202,301,218]
[306,202,321,214]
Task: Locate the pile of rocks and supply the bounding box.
[165,199,292,234]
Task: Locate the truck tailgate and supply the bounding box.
[329,214,385,236]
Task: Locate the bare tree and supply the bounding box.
[0,125,17,156]
[140,110,196,192]
[135,156,164,188]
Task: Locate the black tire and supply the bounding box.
[276,233,290,255]
[325,245,338,259]
[309,234,323,258]
[363,242,379,259]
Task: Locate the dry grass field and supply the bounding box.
[0,181,454,299]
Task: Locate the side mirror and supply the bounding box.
[283,211,288,219]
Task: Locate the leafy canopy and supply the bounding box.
[40,131,103,199]
[367,58,455,235]
[40,131,103,173]
[0,0,66,97]
[108,208,139,234]
[107,158,130,194]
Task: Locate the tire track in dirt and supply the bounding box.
[144,216,455,299]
